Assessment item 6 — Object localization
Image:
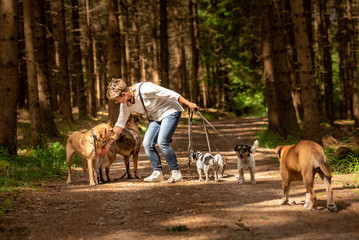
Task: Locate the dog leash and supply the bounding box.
[196,110,234,147]
[91,129,101,184]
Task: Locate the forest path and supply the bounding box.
[1,116,359,240]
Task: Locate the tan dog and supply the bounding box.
[103,113,141,181]
[275,140,336,211]
[66,123,115,185]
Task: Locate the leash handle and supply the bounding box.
[91,129,101,184]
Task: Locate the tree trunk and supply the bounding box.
[71,0,87,118]
[335,0,350,119]
[119,0,128,84]
[151,0,160,85]
[320,0,334,124]
[107,0,122,125]
[260,0,282,136]
[57,0,73,121]
[131,2,141,84]
[290,0,322,144]
[85,0,96,117]
[188,0,199,102]
[160,0,169,88]
[0,0,18,154]
[23,0,42,145]
[346,0,359,126]
[270,0,300,137]
[45,0,59,112]
[32,0,58,137]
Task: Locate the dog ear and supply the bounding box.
[234,145,239,151]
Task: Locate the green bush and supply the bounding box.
[0,142,70,191]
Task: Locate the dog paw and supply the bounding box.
[238,180,244,184]
[328,204,337,212]
[251,181,256,184]
[66,180,71,184]
[279,198,288,205]
[90,182,96,186]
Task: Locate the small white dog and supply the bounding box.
[189,149,218,182]
[234,140,259,184]
[213,153,228,179]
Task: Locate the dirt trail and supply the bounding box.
[1,117,359,240]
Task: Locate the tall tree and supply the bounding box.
[188,0,199,102]
[160,0,169,87]
[71,0,87,118]
[260,0,282,136]
[57,0,73,121]
[23,0,42,145]
[0,0,18,154]
[32,0,58,137]
[346,0,359,126]
[85,0,97,117]
[107,0,122,124]
[150,0,160,85]
[335,0,350,118]
[290,0,322,144]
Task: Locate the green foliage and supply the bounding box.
[0,199,14,214]
[255,128,298,149]
[0,142,69,192]
[327,152,359,175]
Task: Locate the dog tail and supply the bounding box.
[251,140,259,153]
[319,155,332,178]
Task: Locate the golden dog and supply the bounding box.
[66,123,115,185]
[275,140,336,211]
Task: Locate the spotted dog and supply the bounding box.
[214,153,228,179]
[189,149,218,182]
[234,140,259,184]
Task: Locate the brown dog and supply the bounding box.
[66,123,115,185]
[102,113,141,181]
[275,140,336,211]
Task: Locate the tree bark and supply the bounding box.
[150,0,160,85]
[160,0,169,88]
[188,0,199,102]
[57,0,73,121]
[290,0,322,144]
[71,0,87,118]
[346,0,359,126]
[85,0,96,117]
[107,0,122,125]
[260,0,282,136]
[0,0,18,154]
[23,0,42,145]
[32,0,58,137]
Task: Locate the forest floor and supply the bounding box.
[1,113,359,240]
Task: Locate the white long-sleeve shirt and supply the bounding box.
[115,82,184,129]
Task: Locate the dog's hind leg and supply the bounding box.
[279,180,290,205]
[105,150,116,182]
[124,156,132,179]
[318,171,337,211]
[303,172,316,210]
[133,152,141,179]
[250,165,256,184]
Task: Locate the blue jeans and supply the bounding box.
[143,111,181,171]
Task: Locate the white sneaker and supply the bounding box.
[144,170,164,182]
[167,170,183,183]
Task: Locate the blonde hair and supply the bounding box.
[106,78,128,100]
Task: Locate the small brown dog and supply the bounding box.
[275,140,337,211]
[66,123,115,185]
[102,113,141,181]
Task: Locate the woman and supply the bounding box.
[101,78,199,183]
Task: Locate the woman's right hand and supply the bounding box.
[100,140,112,157]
